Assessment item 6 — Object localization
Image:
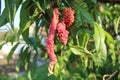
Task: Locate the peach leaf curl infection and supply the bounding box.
[46,7,75,76]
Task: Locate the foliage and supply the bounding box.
[0,0,120,80]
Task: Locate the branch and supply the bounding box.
[106,70,118,80]
[103,70,119,80]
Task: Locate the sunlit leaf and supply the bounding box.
[70,46,92,55]
[114,17,120,35]
[88,73,97,80]
[79,31,90,48]
[93,22,107,55]
[93,22,107,64]
[70,47,82,55]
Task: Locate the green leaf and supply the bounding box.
[105,31,116,64]
[5,0,22,30]
[80,7,94,27]
[73,4,82,27]
[0,42,5,49]
[114,17,120,35]
[0,8,8,27]
[13,0,22,18]
[105,31,114,50]
[70,47,82,55]
[57,0,62,6]
[79,31,90,48]
[20,20,32,34]
[73,3,94,28]
[20,0,31,28]
[19,0,33,44]
[93,22,107,59]
[34,1,45,13]
[7,42,20,62]
[87,73,97,80]
[91,0,97,4]
[19,46,29,64]
[70,46,92,55]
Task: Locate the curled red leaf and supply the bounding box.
[57,21,69,45]
[46,8,60,76]
[63,7,75,28]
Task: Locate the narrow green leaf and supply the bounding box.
[105,31,116,64]
[20,0,31,29]
[88,73,97,80]
[93,22,107,58]
[114,17,120,35]
[70,47,82,55]
[70,46,92,55]
[7,42,20,62]
[19,46,29,63]
[73,4,82,27]
[80,31,90,48]
[19,0,33,44]
[0,8,8,27]
[0,42,5,49]
[92,0,97,4]
[34,1,45,13]
[13,0,22,18]
[80,7,94,27]
[21,20,32,33]
[21,29,30,45]
[73,3,94,27]
[57,0,62,6]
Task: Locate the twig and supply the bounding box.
[106,70,118,80]
[103,70,119,80]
